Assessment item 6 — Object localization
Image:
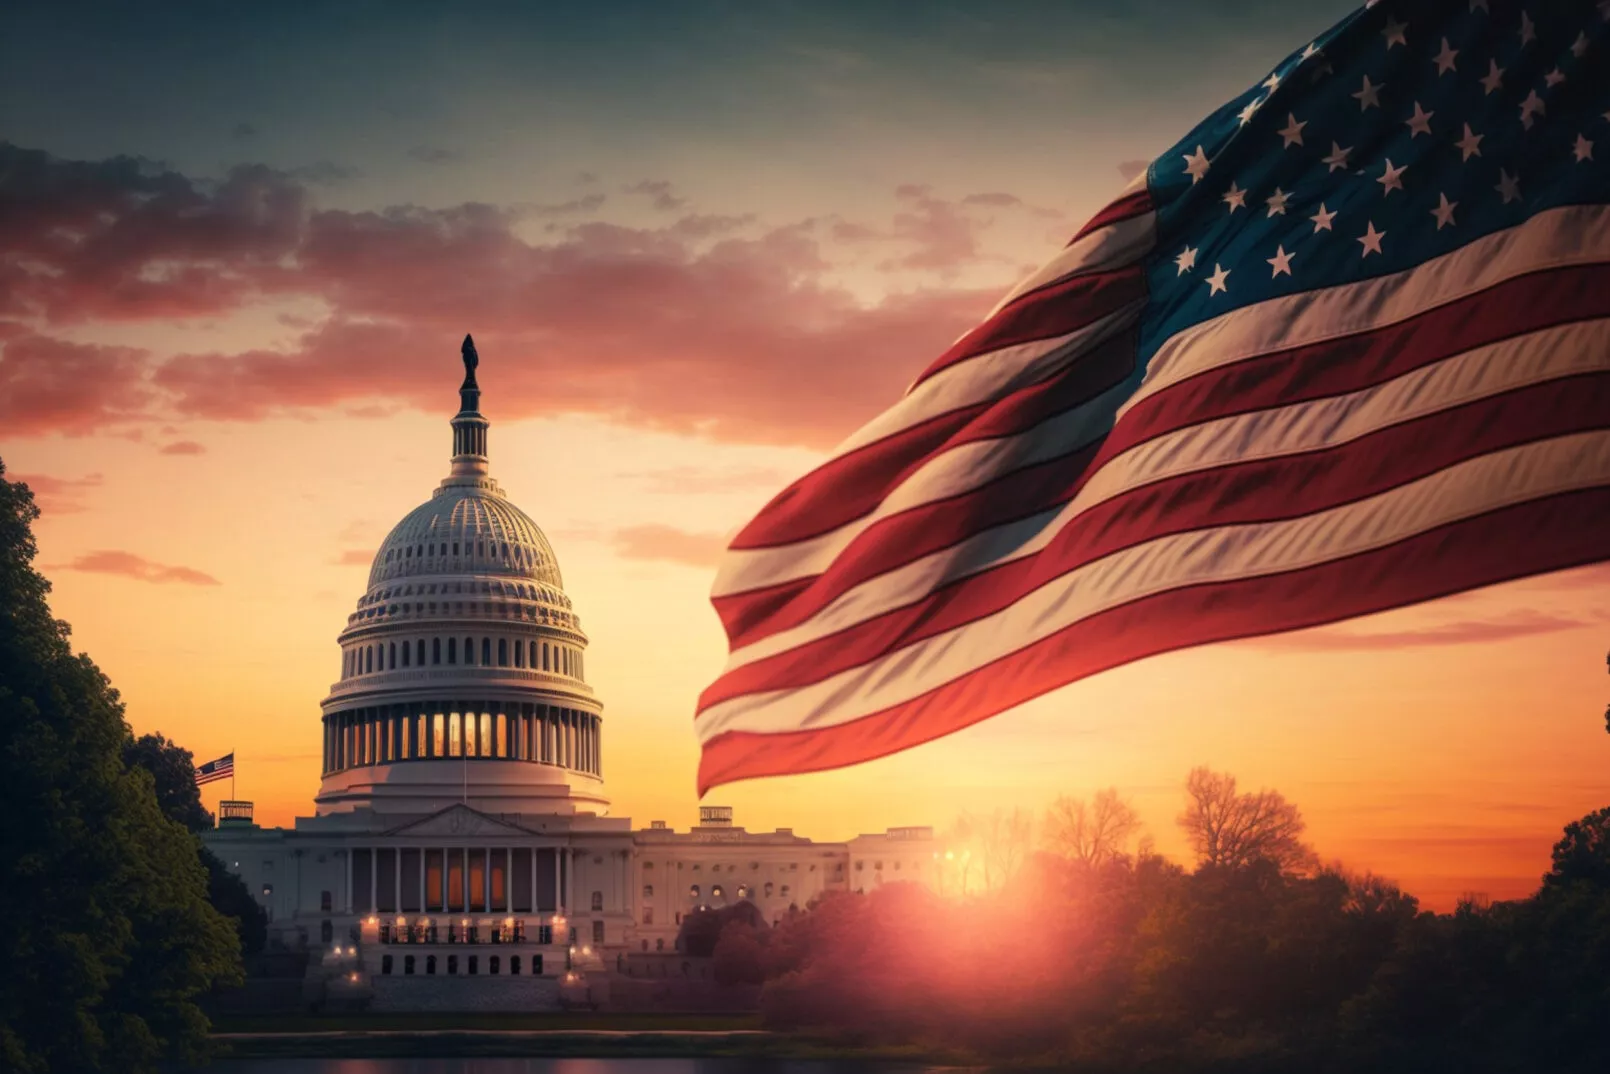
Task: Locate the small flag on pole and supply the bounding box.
[195,753,235,787]
[695,0,1610,794]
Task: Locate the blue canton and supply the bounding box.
[1136,0,1610,366]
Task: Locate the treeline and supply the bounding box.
[684,774,1610,1072]
[0,463,264,1073]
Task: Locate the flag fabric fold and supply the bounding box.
[696,0,1610,795]
[195,752,234,787]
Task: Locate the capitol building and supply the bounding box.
[204,338,936,1010]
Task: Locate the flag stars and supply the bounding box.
[1545,68,1567,89]
[1352,75,1383,111]
[1433,38,1459,75]
[1262,71,1282,93]
[1406,101,1434,137]
[1309,203,1337,233]
[1572,32,1590,58]
[1322,141,1352,172]
[1520,12,1535,46]
[1267,245,1295,278]
[1174,246,1199,275]
[1456,123,1484,161]
[1377,158,1407,195]
[1520,89,1546,129]
[1237,97,1263,126]
[1223,181,1248,212]
[1277,113,1307,147]
[1495,169,1522,204]
[1358,221,1386,258]
[1383,17,1408,49]
[1183,145,1211,183]
[1431,192,1458,230]
[1575,134,1595,163]
[1266,188,1292,217]
[1205,263,1231,295]
[1480,59,1505,95]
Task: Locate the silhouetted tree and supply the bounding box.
[1044,787,1142,867]
[0,462,241,1073]
[1544,807,1610,890]
[978,806,1034,891]
[1178,766,1312,872]
[123,732,213,832]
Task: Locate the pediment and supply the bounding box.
[385,804,534,839]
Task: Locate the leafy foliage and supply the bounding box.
[0,462,242,1073]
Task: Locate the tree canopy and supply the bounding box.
[0,462,241,1073]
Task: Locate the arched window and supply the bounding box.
[712,885,724,899]
[382,954,393,975]
[542,644,550,671]
[511,955,521,975]
[365,647,373,673]
[643,885,653,898]
[529,640,538,667]
[591,891,603,911]
[737,885,749,899]
[482,638,492,665]
[428,954,438,974]
[689,885,700,899]
[405,955,415,975]
[464,637,474,665]
[764,882,773,898]
[468,955,478,975]
[447,955,458,975]
[656,938,665,951]
[388,642,396,669]
[433,637,442,665]
[321,920,333,943]
[515,642,524,668]
[416,639,425,665]
[448,637,457,664]
[498,638,508,667]
[401,641,409,668]
[490,955,500,975]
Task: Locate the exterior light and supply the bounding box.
[349,972,359,982]
[367,916,377,925]
[397,916,406,925]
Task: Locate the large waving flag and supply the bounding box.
[695,0,1610,795]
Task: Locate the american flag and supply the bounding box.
[694,0,1610,795]
[195,753,234,787]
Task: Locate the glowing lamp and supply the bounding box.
[349,972,359,982]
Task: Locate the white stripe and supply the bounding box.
[979,210,1156,324]
[699,429,1610,740]
[1126,202,1610,421]
[719,317,1610,669]
[712,301,1141,597]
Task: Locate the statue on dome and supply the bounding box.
[461,333,479,389]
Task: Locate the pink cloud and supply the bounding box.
[158,440,206,455]
[612,524,728,568]
[0,333,153,435]
[53,550,220,585]
[11,471,104,515]
[332,548,374,566]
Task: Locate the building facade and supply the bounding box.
[203,338,935,1010]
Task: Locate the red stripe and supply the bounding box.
[1116,262,1610,459]
[699,373,1610,709]
[698,484,1610,794]
[1070,188,1154,244]
[907,264,1146,391]
[717,262,1610,638]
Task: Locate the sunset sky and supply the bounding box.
[3,0,1607,910]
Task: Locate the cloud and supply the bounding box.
[1258,609,1597,652]
[624,179,687,211]
[53,550,220,585]
[612,524,728,568]
[332,548,375,566]
[158,440,206,455]
[11,472,103,515]
[407,145,459,164]
[1117,159,1149,180]
[0,143,1013,449]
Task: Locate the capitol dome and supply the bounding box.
[316,336,607,818]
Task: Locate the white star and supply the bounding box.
[1322,141,1352,172]
[1300,42,1319,61]
[1263,71,1282,93]
[1431,192,1458,230]
[1545,68,1567,89]
[1267,245,1295,278]
[1309,203,1336,233]
[1455,123,1484,161]
[1277,113,1308,148]
[1572,32,1591,58]
[1405,101,1434,138]
[1575,134,1595,163]
[1352,75,1383,111]
[1520,12,1535,46]
[1265,188,1291,217]
[1222,182,1247,212]
[1382,17,1408,49]
[1480,59,1505,95]
[1236,97,1263,126]
[1495,169,1521,204]
[1377,158,1407,195]
[1175,245,1199,275]
[1205,263,1231,295]
[1183,145,1211,183]
[1357,221,1385,258]
[1520,89,1546,130]
[1433,38,1459,75]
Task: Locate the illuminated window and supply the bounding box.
[689,885,700,899]
[712,885,724,899]
[643,885,653,898]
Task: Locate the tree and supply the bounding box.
[1044,788,1142,867]
[1544,807,1610,890]
[1177,766,1311,872]
[978,807,1034,891]
[0,463,241,1073]
[123,733,214,832]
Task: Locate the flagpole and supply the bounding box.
[231,749,235,800]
